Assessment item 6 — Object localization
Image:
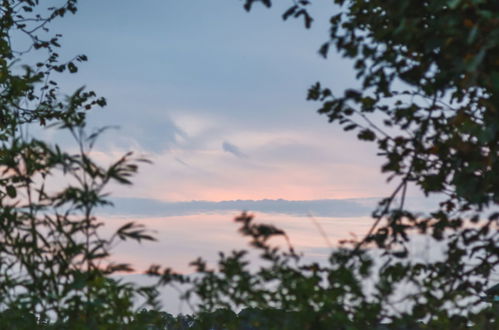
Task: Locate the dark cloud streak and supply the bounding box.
[222,141,247,159]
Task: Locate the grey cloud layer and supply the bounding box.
[103,198,373,218]
[101,195,446,218]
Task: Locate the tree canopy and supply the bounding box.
[157,0,499,328]
[0,1,159,327]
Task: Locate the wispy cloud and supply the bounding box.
[222,141,247,159]
[175,157,190,167]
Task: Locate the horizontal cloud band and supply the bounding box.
[102,197,377,218]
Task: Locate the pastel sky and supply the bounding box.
[42,0,398,204]
[18,0,457,312]
[29,0,440,264]
[16,0,453,286]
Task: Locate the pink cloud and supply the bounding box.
[98,121,393,202]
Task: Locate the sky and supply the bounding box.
[16,0,463,312]
[44,0,396,203]
[30,0,441,265]
[9,0,499,315]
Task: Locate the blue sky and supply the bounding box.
[17,2,453,311]
[35,0,400,213]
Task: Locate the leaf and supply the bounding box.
[304,14,313,29]
[261,0,271,8]
[343,124,357,131]
[448,0,462,9]
[357,129,376,141]
[345,89,361,100]
[318,43,329,58]
[243,1,252,12]
[6,185,16,198]
[67,62,78,73]
[282,5,297,21]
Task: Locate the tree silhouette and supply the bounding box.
[154,1,499,328]
[0,1,160,327]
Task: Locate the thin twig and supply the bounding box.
[307,212,333,249]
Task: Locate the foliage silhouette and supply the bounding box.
[0,0,161,327]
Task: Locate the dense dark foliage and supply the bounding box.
[0,0,159,327]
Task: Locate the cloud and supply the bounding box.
[133,116,187,152]
[52,0,388,203]
[100,120,390,202]
[175,157,190,167]
[222,141,247,159]
[49,0,390,205]
[102,197,373,218]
